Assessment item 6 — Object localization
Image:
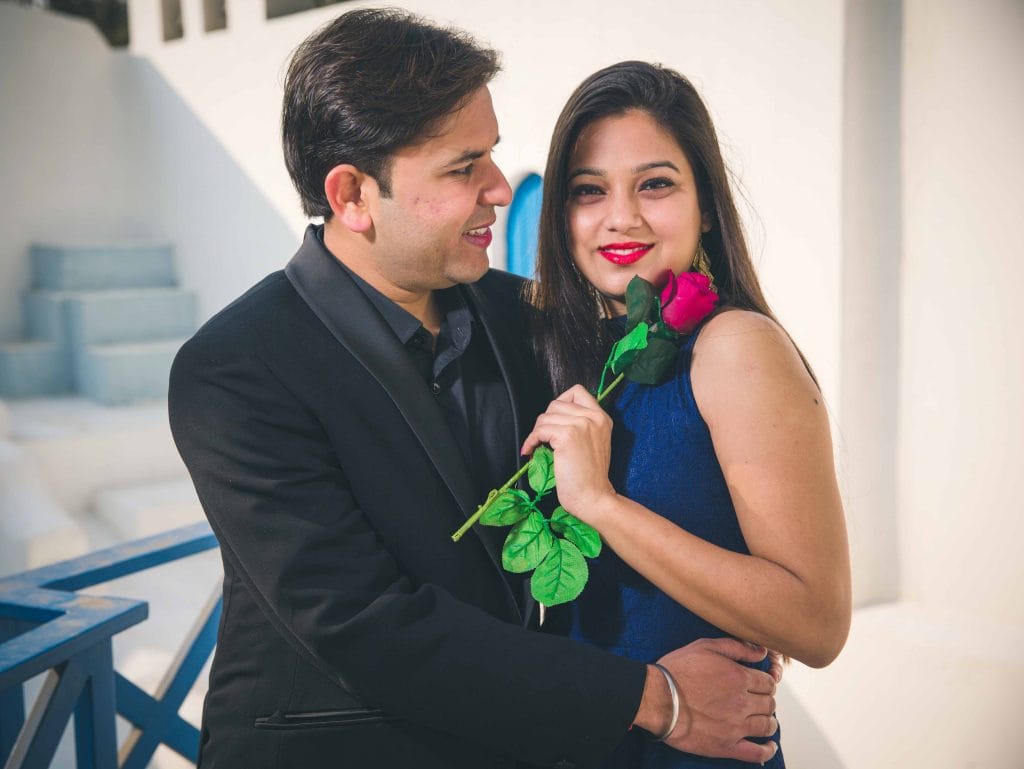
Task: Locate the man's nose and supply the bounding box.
[482,162,513,207]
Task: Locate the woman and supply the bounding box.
[522,62,851,768]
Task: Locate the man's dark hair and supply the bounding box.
[282,8,500,217]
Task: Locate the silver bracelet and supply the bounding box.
[651,663,680,742]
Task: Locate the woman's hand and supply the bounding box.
[520,385,617,527]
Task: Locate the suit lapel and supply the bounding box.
[284,228,521,619]
[462,281,524,450]
[463,280,540,625]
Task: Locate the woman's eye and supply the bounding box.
[640,177,674,191]
[569,184,604,198]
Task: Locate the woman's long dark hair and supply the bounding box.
[531,61,804,393]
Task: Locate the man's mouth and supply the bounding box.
[463,224,493,248]
[598,242,654,265]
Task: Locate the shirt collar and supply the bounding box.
[316,225,473,346]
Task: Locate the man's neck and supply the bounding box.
[323,222,442,334]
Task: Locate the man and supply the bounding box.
[169,9,779,769]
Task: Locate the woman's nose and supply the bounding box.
[606,193,642,231]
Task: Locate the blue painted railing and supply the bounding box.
[0,522,220,769]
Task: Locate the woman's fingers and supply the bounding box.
[556,383,603,408]
[520,416,585,455]
[521,393,611,455]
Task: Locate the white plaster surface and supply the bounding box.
[4,397,188,514]
[785,602,1024,768]
[2,1,1023,767]
[93,478,203,540]
[125,0,844,408]
[898,0,1024,627]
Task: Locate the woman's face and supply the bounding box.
[566,109,710,315]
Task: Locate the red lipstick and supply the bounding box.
[598,242,653,265]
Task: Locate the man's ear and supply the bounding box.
[324,165,376,234]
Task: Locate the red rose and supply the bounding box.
[659,271,719,334]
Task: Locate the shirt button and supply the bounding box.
[431,382,442,395]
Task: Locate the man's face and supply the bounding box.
[367,87,512,298]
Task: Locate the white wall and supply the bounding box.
[0,3,297,340]
[839,0,903,606]
[121,57,297,323]
[5,0,1024,765]
[128,0,845,407]
[0,4,149,342]
[899,0,1024,627]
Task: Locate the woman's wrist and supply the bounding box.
[572,488,619,532]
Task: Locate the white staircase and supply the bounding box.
[0,243,196,404]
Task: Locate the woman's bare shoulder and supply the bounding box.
[694,309,798,364]
[691,309,819,414]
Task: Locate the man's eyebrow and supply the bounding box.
[568,160,680,181]
[443,135,501,168]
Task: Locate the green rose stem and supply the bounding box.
[451,370,626,543]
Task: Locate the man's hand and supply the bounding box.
[633,638,778,764]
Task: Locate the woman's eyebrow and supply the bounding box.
[568,160,680,181]
[568,166,603,180]
[632,160,680,174]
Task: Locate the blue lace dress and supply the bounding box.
[565,321,784,768]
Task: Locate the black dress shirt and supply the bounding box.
[340,266,514,497]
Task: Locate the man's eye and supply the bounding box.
[451,164,474,177]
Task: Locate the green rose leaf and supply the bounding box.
[625,276,656,332]
[610,323,649,375]
[649,320,682,342]
[550,506,602,558]
[624,337,679,385]
[527,445,556,496]
[531,538,589,606]
[502,510,556,573]
[479,489,534,526]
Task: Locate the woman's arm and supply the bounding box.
[522,310,851,668]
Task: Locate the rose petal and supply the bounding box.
[661,271,719,334]
[659,270,677,305]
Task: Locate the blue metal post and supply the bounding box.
[73,641,118,769]
[0,617,30,765]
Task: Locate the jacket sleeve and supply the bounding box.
[168,333,646,768]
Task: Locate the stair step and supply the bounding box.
[0,439,90,576]
[24,291,68,343]
[3,396,185,513]
[64,287,197,346]
[77,338,186,405]
[92,478,203,540]
[31,243,176,292]
[0,340,72,397]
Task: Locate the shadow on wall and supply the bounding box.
[119,57,298,326]
[776,684,845,769]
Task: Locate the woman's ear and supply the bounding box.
[324,165,376,234]
[701,211,713,234]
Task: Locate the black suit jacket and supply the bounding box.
[168,228,646,769]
